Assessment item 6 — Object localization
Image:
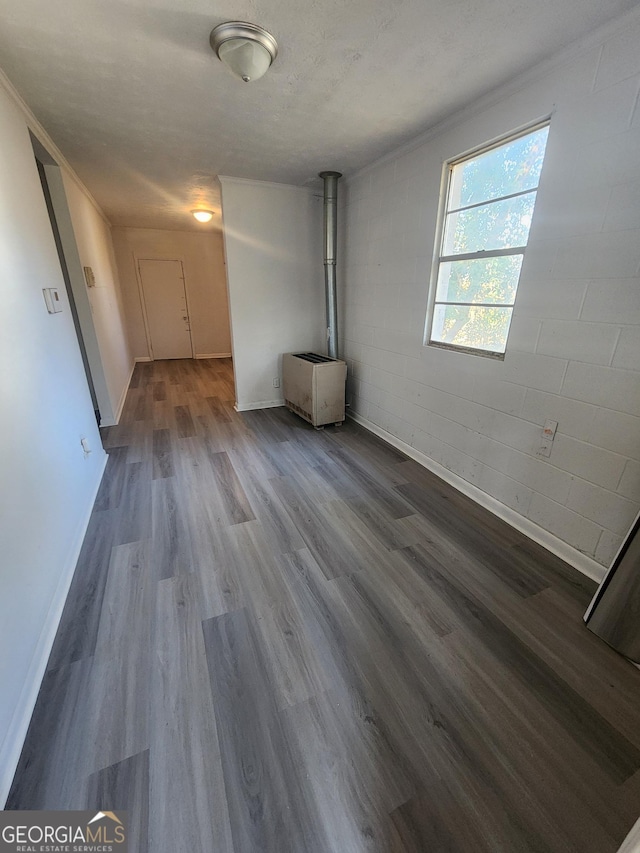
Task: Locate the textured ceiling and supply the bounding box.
[0,0,635,230]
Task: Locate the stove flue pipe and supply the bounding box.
[319,171,342,359]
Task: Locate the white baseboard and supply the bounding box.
[348,411,606,585]
[0,452,108,807]
[617,815,640,853]
[135,355,231,362]
[234,399,284,412]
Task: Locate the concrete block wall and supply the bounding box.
[341,7,640,572]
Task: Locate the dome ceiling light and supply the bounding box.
[192,209,214,223]
[210,21,278,83]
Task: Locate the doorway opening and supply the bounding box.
[34,154,99,423]
[30,134,113,427]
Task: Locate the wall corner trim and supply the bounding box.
[348,411,606,585]
[0,451,108,807]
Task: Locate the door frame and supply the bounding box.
[134,254,195,360]
[31,134,114,425]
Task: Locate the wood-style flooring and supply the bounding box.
[8,357,640,852]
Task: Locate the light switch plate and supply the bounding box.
[43,287,63,314]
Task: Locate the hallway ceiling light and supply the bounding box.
[191,209,214,223]
[210,22,278,83]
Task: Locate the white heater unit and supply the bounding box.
[283,352,346,428]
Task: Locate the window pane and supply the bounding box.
[430,304,513,353]
[449,126,549,209]
[435,254,523,305]
[442,192,536,255]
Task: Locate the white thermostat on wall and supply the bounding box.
[43,287,63,314]
[83,266,96,288]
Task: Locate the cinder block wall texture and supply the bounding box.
[342,8,640,569]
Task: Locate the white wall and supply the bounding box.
[61,173,132,423]
[342,7,640,577]
[219,177,325,410]
[112,227,231,360]
[0,79,108,803]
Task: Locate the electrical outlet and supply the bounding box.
[537,419,558,458]
[273,377,280,388]
[81,437,91,456]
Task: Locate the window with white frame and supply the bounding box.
[427,122,550,357]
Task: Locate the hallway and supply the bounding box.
[8,358,640,851]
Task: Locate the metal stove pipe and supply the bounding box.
[319,171,342,359]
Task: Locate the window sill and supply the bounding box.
[426,340,506,360]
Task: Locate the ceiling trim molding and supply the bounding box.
[218,175,316,194]
[347,3,640,185]
[0,68,111,227]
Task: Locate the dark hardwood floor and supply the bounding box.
[8,357,640,852]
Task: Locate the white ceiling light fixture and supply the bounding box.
[210,21,278,83]
[192,209,214,223]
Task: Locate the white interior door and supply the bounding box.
[138,258,192,359]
